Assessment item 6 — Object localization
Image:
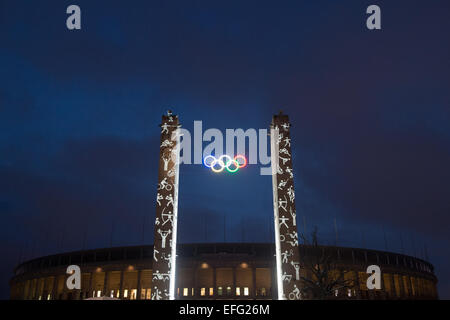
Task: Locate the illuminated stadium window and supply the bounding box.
[347,289,352,297]
[226,287,232,296]
[146,289,151,300]
[183,288,189,296]
[209,288,214,296]
[236,287,241,296]
[192,288,194,296]
[201,288,206,296]
[218,287,223,296]
[131,289,137,300]
[116,290,120,298]
[177,288,180,297]
[47,294,51,300]
[97,290,101,298]
[140,289,145,299]
[123,289,128,298]
[244,287,249,296]
[261,288,266,296]
[110,290,114,298]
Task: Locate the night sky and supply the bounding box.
[1,0,449,299]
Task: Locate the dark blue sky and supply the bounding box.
[1,0,449,299]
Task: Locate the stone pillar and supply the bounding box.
[192,264,198,298]
[354,271,362,299]
[137,270,142,300]
[19,279,26,300]
[88,272,93,299]
[433,280,439,299]
[118,270,124,299]
[41,277,48,300]
[270,112,301,300]
[103,271,109,297]
[62,274,68,300]
[416,277,422,297]
[252,267,257,299]
[409,275,415,298]
[28,280,33,300]
[22,281,28,300]
[31,279,37,300]
[74,284,81,301]
[389,273,396,299]
[232,267,237,297]
[151,111,181,300]
[398,274,406,298]
[379,270,386,300]
[52,276,58,300]
[213,267,217,298]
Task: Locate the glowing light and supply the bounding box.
[226,160,239,173]
[203,155,247,173]
[211,159,225,173]
[203,155,216,168]
[234,155,247,168]
[219,155,232,166]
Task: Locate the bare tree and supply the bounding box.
[299,227,355,300]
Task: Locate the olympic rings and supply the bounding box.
[234,154,247,168]
[203,155,216,167]
[203,155,247,173]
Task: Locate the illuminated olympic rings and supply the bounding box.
[203,155,247,173]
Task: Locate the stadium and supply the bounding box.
[10,242,438,300]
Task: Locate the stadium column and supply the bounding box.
[380,271,386,299]
[136,269,142,300]
[88,272,93,298]
[390,272,396,298]
[252,266,257,298]
[213,266,217,297]
[52,276,58,300]
[232,267,237,296]
[19,280,25,300]
[118,270,124,298]
[102,270,109,297]
[151,111,181,300]
[270,112,302,300]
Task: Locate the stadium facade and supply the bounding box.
[10,243,438,300]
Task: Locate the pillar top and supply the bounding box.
[160,110,180,127]
[271,112,291,129]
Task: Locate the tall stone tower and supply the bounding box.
[151,111,181,300]
[270,112,301,300]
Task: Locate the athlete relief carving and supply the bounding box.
[151,111,180,300]
[271,113,302,300]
